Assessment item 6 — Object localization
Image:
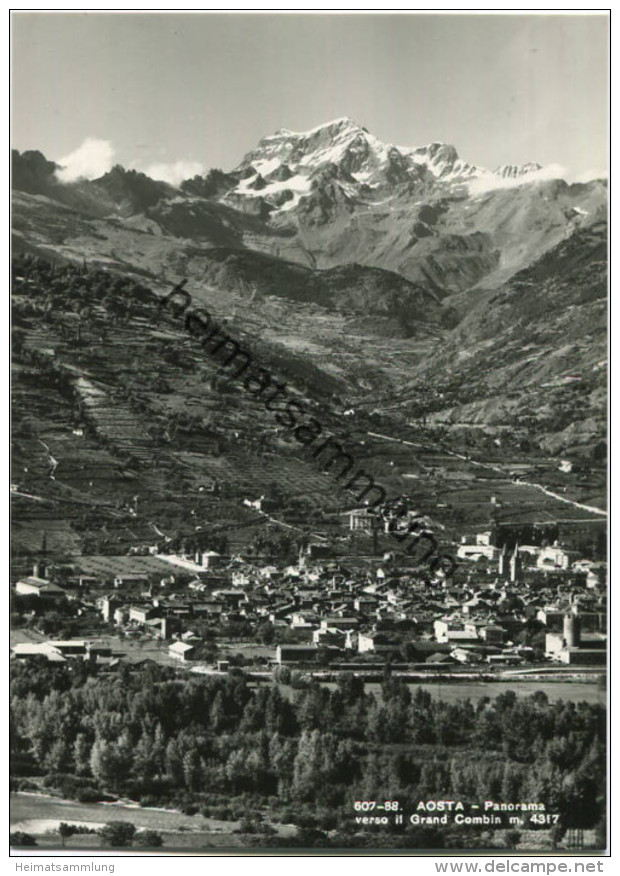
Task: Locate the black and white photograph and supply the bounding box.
[10,10,609,857]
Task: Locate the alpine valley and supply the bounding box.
[11,118,607,558]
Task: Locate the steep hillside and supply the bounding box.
[12,250,605,564]
[11,118,608,470]
[196,248,444,336]
[215,118,606,291]
[12,119,607,304]
[12,151,176,218]
[403,220,608,457]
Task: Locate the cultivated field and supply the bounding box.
[70,554,188,578]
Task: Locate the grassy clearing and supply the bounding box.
[17,831,247,851]
[142,831,250,849]
[71,555,185,578]
[11,792,237,832]
[277,679,605,706]
[10,792,293,851]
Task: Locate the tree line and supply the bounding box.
[10,660,605,847]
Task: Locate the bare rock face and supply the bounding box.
[12,118,607,319]
[268,163,293,182]
[10,114,609,470]
[12,119,606,300]
[12,149,59,193]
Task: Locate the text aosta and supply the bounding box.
[416,801,465,812]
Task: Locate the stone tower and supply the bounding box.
[563,613,581,649]
[498,543,508,577]
[509,543,522,583]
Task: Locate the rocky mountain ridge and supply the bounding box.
[13,119,606,297]
[11,119,608,460]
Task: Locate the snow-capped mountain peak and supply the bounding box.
[222,119,551,215]
[269,116,366,138]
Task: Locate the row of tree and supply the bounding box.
[10,660,605,845]
[11,821,163,849]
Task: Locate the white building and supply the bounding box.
[169,641,196,662]
[348,509,375,532]
[457,532,499,562]
[194,550,222,569]
[536,544,573,571]
[15,575,66,599]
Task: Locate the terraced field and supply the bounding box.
[74,377,159,464]
[12,253,605,565]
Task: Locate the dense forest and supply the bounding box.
[10,661,605,849]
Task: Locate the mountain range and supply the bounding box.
[11,117,608,460]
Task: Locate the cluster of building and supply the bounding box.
[456,531,599,578]
[12,639,115,665]
[11,525,607,673]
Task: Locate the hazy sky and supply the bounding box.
[12,12,609,184]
